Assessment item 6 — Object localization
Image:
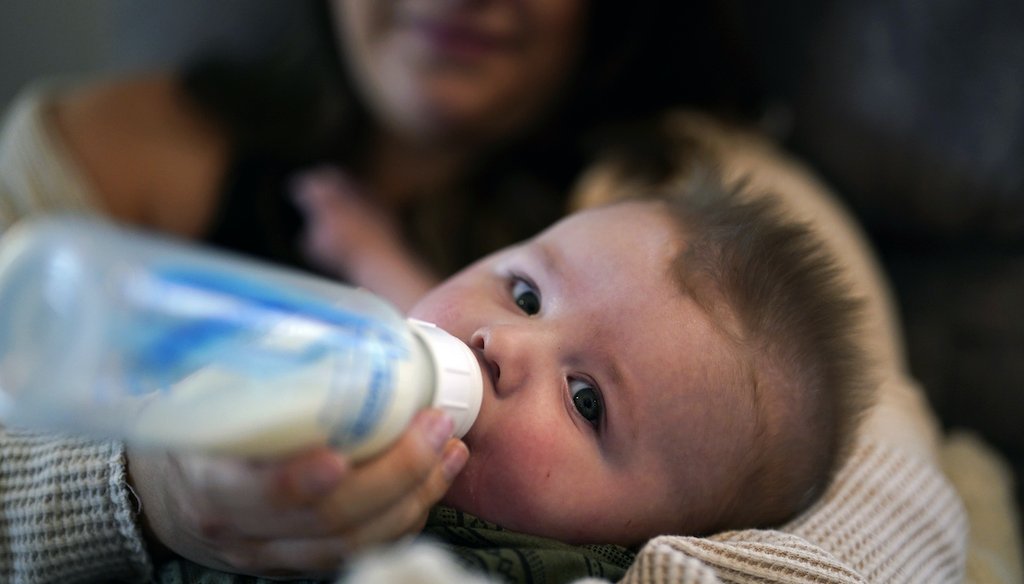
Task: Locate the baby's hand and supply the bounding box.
[290,166,438,311]
[291,166,394,275]
[127,409,469,579]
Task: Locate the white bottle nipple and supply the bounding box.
[406,319,483,438]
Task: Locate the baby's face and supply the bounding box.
[410,202,760,545]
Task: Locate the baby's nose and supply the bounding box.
[470,327,501,385]
[470,324,538,397]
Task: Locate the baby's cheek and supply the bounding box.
[446,431,564,528]
[473,449,622,542]
[408,279,482,333]
[407,292,455,327]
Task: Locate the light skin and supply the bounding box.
[409,201,761,545]
[333,0,586,145]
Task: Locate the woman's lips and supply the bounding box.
[406,18,518,61]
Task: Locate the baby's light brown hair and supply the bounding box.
[574,119,875,533]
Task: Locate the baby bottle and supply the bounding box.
[0,216,481,460]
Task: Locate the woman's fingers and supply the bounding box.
[211,441,469,578]
[127,408,468,577]
[316,410,457,528]
[269,447,351,504]
[338,439,469,551]
[187,409,463,540]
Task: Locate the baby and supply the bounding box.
[406,164,872,547]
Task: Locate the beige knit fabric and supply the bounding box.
[616,439,967,584]
[0,428,151,583]
[942,432,1024,584]
[0,85,981,584]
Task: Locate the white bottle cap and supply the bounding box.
[407,319,482,438]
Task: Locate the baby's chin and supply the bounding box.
[439,461,563,540]
[439,452,520,529]
[441,476,617,545]
[440,457,484,512]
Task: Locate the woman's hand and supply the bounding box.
[291,166,438,311]
[127,409,469,579]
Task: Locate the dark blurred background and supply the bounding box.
[0,0,314,108]
[738,0,1024,514]
[2,0,1022,509]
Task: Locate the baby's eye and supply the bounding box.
[570,378,602,426]
[511,277,541,315]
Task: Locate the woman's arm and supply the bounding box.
[48,73,230,238]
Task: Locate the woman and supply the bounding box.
[0,0,752,580]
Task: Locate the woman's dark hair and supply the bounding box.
[179,0,760,274]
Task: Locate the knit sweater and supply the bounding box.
[0,429,150,583]
[0,83,971,584]
[623,439,965,584]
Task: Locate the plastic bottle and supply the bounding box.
[0,216,482,460]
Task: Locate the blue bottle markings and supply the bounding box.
[121,265,410,419]
[329,346,394,446]
[151,265,396,338]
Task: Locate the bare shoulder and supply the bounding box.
[50,73,229,236]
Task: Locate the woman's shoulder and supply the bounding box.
[49,73,230,236]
